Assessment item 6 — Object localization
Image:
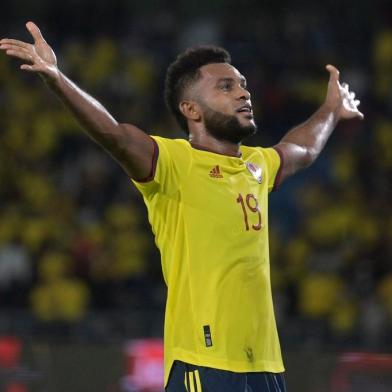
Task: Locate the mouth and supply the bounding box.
[236,104,253,115]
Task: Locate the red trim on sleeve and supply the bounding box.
[134,137,159,183]
[272,146,284,192]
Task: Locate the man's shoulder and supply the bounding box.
[150,136,192,159]
[240,144,268,159]
[151,135,189,148]
[150,136,193,168]
[241,144,281,170]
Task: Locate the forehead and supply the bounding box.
[198,63,244,83]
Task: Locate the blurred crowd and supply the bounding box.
[0,1,391,350]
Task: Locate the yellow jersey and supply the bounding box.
[132,136,284,386]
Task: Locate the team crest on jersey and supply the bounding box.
[246,162,262,184]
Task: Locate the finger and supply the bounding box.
[20,64,37,72]
[0,39,31,50]
[0,43,32,54]
[354,99,360,106]
[346,104,364,120]
[26,21,45,43]
[4,48,33,63]
[1,45,33,57]
[341,82,349,91]
[349,91,356,100]
[326,64,340,83]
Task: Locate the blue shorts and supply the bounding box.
[166,360,287,392]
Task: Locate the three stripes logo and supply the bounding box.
[184,369,202,392]
[209,165,223,178]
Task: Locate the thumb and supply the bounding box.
[26,21,45,43]
[326,64,340,84]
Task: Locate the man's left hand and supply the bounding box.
[325,64,364,121]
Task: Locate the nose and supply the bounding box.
[237,85,251,100]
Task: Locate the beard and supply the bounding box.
[202,105,257,144]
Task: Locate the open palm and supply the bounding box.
[0,21,58,80]
[325,64,364,121]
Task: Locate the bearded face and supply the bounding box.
[201,103,257,144]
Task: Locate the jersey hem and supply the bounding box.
[165,348,285,386]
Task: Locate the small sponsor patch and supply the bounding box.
[203,325,213,347]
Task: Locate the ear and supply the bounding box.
[179,100,202,122]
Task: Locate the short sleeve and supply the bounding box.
[132,136,192,197]
[258,147,283,193]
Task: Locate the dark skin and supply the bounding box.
[0,22,364,184]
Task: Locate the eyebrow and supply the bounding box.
[216,76,247,85]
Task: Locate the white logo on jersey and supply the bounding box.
[246,162,262,184]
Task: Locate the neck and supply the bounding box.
[189,132,241,157]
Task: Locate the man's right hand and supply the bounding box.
[0,22,155,181]
[0,21,59,83]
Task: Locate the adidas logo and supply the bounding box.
[209,165,223,178]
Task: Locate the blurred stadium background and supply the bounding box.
[0,0,391,391]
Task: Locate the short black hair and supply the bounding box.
[164,45,231,133]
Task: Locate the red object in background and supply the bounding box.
[6,383,28,392]
[331,352,392,392]
[0,336,22,368]
[122,339,164,392]
[0,337,29,392]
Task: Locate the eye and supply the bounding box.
[218,81,232,91]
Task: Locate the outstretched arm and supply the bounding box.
[274,65,364,185]
[0,22,153,180]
